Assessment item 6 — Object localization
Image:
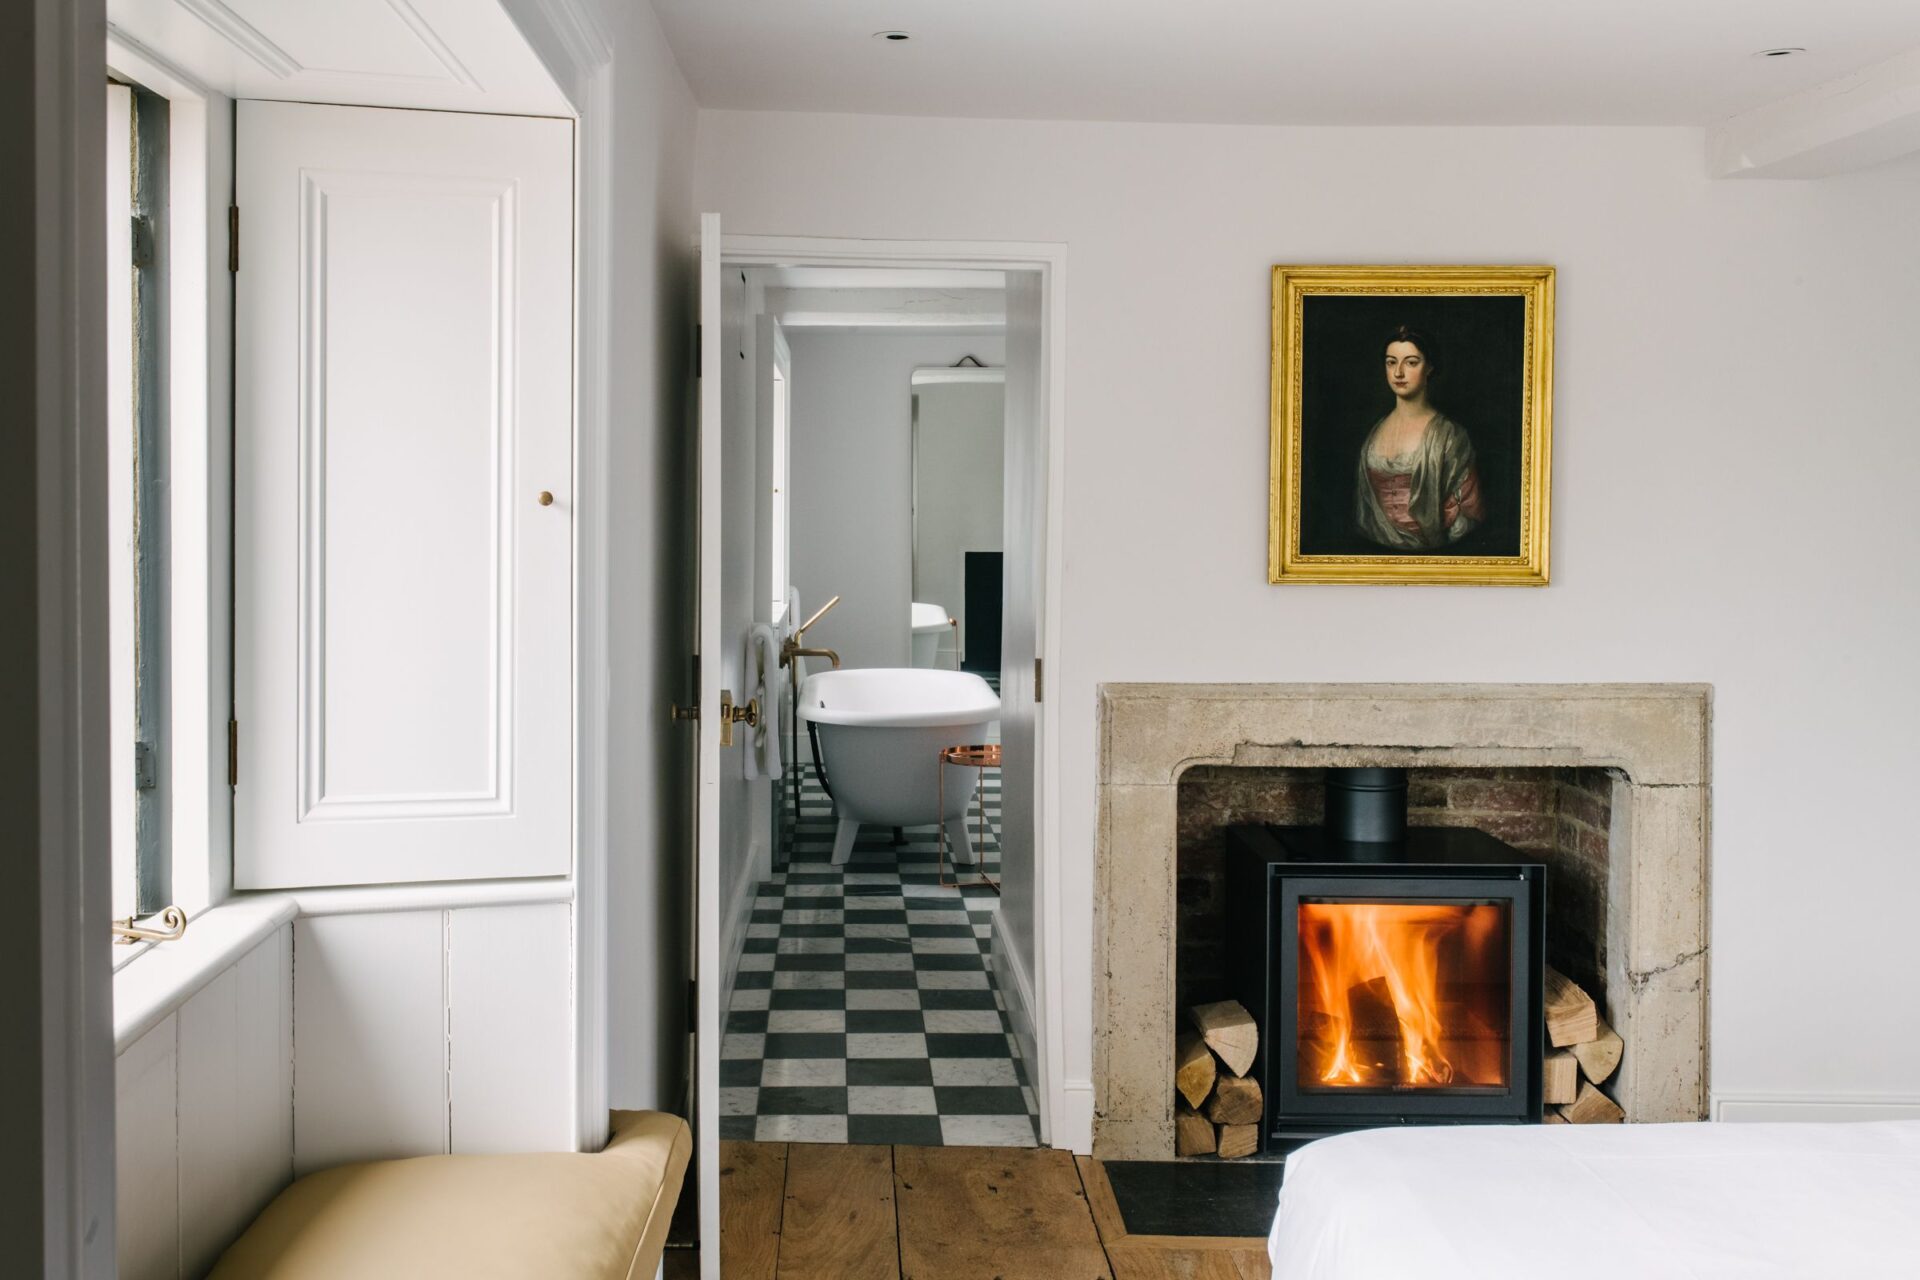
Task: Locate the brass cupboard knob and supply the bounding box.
[538,490,554,506]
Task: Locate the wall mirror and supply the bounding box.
[910,365,1004,674]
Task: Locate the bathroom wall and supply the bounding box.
[696,111,1920,1135]
[788,331,1006,674]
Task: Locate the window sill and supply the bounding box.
[112,894,298,1054]
[110,877,575,1055]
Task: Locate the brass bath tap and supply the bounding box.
[780,594,842,669]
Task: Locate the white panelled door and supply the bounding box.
[234,102,572,888]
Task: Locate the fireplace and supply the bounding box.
[1227,818,1545,1143]
[1093,682,1710,1160]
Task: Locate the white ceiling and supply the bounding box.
[650,0,1920,126]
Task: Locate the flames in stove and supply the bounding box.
[1297,901,1510,1091]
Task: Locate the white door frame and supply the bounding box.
[722,234,1078,1150]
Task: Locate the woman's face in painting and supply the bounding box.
[1384,341,1430,401]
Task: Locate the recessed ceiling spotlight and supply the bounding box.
[1753,47,1807,59]
[872,30,911,42]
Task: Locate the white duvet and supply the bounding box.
[1269,1120,1920,1279]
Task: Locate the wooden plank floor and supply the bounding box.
[674,1142,1274,1280]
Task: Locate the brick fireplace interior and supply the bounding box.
[1178,765,1621,1015]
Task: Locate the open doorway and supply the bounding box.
[703,247,1060,1165]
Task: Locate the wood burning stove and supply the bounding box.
[1226,771,1545,1149]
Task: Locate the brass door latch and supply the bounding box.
[112,905,189,945]
[719,689,759,748]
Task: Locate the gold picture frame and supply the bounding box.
[1269,264,1554,585]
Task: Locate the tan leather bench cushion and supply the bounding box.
[210,1110,691,1279]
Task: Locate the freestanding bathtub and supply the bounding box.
[797,668,1000,865]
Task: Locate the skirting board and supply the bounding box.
[1713,1093,1920,1123]
[718,845,763,1018]
[989,912,1040,1116]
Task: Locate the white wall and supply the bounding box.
[578,0,698,1114]
[913,378,1004,666]
[695,112,1920,1120]
[788,332,1005,672]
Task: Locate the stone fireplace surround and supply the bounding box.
[1094,683,1710,1160]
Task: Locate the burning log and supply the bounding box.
[1543,966,1598,1048]
[1175,1104,1216,1157]
[1341,976,1405,1086]
[1189,1000,1259,1077]
[1204,1074,1264,1127]
[1175,1030,1217,1110]
[1557,1081,1625,1125]
[1570,1017,1623,1086]
[1542,1050,1579,1107]
[1216,1123,1259,1160]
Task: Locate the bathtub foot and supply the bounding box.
[831,817,861,866]
[944,814,977,866]
[891,826,906,847]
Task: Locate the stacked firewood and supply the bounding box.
[1541,966,1625,1123]
[1174,1000,1264,1159]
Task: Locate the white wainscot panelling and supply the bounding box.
[448,903,575,1153]
[293,912,450,1174]
[294,905,576,1174]
[115,927,295,1280]
[177,930,294,1275]
[117,1017,180,1280]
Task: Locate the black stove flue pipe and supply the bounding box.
[1324,767,1408,845]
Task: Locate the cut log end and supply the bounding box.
[1175,1030,1217,1111]
[1190,999,1259,1077]
[1216,1123,1259,1160]
[1542,1050,1579,1107]
[1557,1081,1625,1125]
[1175,1105,1216,1157]
[1204,1073,1264,1127]
[1543,966,1599,1049]
[1569,1017,1624,1086]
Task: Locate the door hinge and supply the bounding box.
[687,978,697,1033]
[694,324,701,371]
[1034,657,1044,703]
[133,741,157,791]
[130,215,155,270]
[227,206,239,273]
[227,718,238,787]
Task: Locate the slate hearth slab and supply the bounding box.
[1102,1159,1289,1239]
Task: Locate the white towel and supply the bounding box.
[742,623,783,780]
[781,587,807,682]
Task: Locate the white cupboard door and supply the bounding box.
[234,102,572,888]
[693,211,723,1280]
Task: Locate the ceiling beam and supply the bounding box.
[1710,45,1920,179]
[766,286,1006,330]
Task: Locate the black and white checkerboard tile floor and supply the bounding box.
[721,752,1039,1147]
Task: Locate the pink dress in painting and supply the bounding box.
[1354,413,1486,550]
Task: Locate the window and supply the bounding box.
[106,79,171,926]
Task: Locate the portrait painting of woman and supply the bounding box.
[1269,265,1553,585]
[1354,325,1485,551]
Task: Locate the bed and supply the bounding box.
[1269,1119,1920,1278]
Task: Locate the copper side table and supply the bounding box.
[937,742,1001,892]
